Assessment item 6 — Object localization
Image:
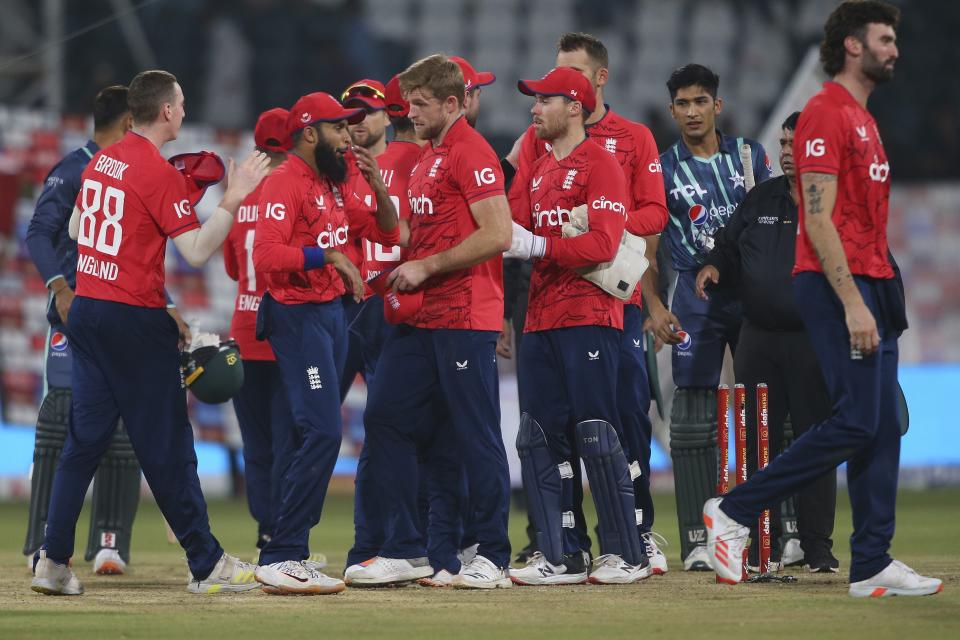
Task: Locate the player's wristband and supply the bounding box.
[303,247,326,271]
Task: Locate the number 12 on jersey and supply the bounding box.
[78,178,125,256]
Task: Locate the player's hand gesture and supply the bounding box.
[647,303,683,346]
[845,300,880,358]
[327,250,364,302]
[167,307,192,351]
[225,151,271,201]
[496,320,513,359]
[352,145,385,191]
[53,284,75,325]
[695,265,720,300]
[387,259,432,291]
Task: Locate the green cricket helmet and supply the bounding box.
[181,339,244,404]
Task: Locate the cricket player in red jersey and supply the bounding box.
[505,67,652,585]
[251,91,398,595]
[222,107,295,555]
[704,1,942,597]
[344,55,513,589]
[449,55,495,128]
[31,70,270,596]
[510,32,669,572]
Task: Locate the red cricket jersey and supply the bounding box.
[74,131,199,307]
[405,117,505,330]
[794,82,893,279]
[223,182,274,361]
[363,141,420,280]
[252,154,399,305]
[516,106,667,306]
[510,139,628,331]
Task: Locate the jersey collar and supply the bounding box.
[675,129,736,161]
[585,104,614,131]
[823,81,863,110]
[82,139,99,159]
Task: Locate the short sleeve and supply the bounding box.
[453,138,505,205]
[151,166,200,238]
[795,101,845,176]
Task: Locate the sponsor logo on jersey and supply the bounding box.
[648,158,662,173]
[856,126,869,142]
[531,176,543,191]
[805,138,825,157]
[533,203,571,228]
[675,330,692,352]
[473,167,496,186]
[869,156,890,182]
[688,204,708,226]
[317,223,349,248]
[50,332,68,352]
[592,196,625,215]
[670,183,708,201]
[409,193,435,215]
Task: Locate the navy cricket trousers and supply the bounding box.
[257,296,346,565]
[519,325,623,556]
[232,359,295,546]
[364,326,511,568]
[45,297,223,579]
[721,273,902,582]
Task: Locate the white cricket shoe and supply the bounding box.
[255,560,345,595]
[588,554,652,584]
[31,550,84,596]
[452,555,512,589]
[93,548,126,575]
[848,560,943,598]
[642,532,669,575]
[703,498,749,584]
[343,556,433,586]
[510,551,588,586]
[782,538,804,566]
[187,553,259,594]
[418,569,457,587]
[458,543,479,566]
[303,552,328,570]
[682,545,713,571]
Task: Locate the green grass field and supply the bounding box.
[0,488,957,639]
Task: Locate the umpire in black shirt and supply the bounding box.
[695,112,838,573]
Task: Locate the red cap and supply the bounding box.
[168,151,225,206]
[518,67,597,114]
[341,79,387,111]
[449,56,496,91]
[254,108,292,153]
[367,270,424,325]
[383,75,409,118]
[288,92,365,135]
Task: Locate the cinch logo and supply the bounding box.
[317,224,349,248]
[805,138,825,157]
[409,193,435,215]
[648,158,662,173]
[869,157,890,182]
[50,332,68,352]
[670,183,708,201]
[592,197,625,215]
[534,203,571,228]
[675,331,692,351]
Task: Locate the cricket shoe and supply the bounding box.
[452,555,512,589]
[344,556,433,587]
[703,498,749,584]
[256,560,345,595]
[781,538,804,567]
[187,553,259,594]
[31,550,84,596]
[682,545,713,571]
[805,553,840,574]
[642,532,669,575]
[418,569,457,588]
[848,560,942,598]
[510,551,588,586]
[303,551,327,570]
[588,554,652,584]
[747,560,784,574]
[93,548,126,575]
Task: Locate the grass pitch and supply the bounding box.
[0,488,957,639]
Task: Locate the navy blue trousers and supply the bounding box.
[364,326,511,568]
[519,325,622,556]
[671,270,742,387]
[618,304,656,535]
[45,297,222,579]
[721,273,901,582]
[232,359,295,547]
[257,296,345,565]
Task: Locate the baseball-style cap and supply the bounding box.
[341,79,387,111]
[169,151,226,206]
[449,56,496,91]
[383,75,409,118]
[367,270,424,325]
[288,92,365,135]
[518,67,597,114]
[254,108,292,152]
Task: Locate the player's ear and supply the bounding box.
[714,97,723,115]
[595,66,609,89]
[844,34,864,58]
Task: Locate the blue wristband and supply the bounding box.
[303,247,326,270]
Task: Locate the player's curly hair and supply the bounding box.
[398,55,465,107]
[820,0,900,77]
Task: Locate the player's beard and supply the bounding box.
[314,140,347,184]
[353,126,385,150]
[862,46,895,84]
[534,113,568,141]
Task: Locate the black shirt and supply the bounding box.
[704,175,804,331]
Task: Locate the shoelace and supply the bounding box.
[525,551,546,568]
[594,554,622,568]
[642,531,669,553]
